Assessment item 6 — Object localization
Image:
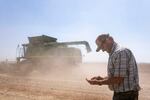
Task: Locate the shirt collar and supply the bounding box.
[109,42,117,56]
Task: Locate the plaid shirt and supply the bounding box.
[107,42,140,92]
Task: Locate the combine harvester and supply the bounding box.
[0,35,91,75]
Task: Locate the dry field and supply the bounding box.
[0,63,149,100]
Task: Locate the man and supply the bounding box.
[86,33,140,100]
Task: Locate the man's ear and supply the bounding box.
[105,37,110,43]
[107,37,113,43]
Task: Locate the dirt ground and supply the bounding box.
[0,63,149,100]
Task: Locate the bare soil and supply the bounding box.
[0,63,149,100]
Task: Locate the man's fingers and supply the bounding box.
[86,78,89,81]
[91,77,96,80]
[86,78,93,84]
[86,78,90,83]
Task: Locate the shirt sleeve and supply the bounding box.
[111,50,129,77]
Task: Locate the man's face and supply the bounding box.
[96,38,112,53]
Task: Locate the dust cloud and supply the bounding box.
[28,57,108,82]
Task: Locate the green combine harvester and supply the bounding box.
[11,35,91,75]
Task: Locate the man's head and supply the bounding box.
[96,33,114,53]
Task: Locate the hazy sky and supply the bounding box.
[0,0,150,63]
